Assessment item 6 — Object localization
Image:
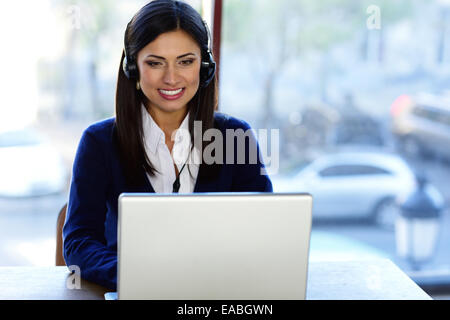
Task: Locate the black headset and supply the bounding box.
[122,19,216,88]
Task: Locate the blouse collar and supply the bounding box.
[141,104,191,156]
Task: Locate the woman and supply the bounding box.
[63,0,272,291]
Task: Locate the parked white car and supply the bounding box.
[0,128,68,198]
[272,151,418,228]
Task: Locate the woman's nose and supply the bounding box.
[163,65,180,86]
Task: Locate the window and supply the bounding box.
[0,129,41,148]
[221,0,450,298]
[0,0,202,267]
[0,0,449,299]
[319,165,391,177]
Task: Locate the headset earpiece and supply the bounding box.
[200,50,216,88]
[199,20,216,88]
[123,51,139,80]
[123,22,139,80]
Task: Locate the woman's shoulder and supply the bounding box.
[81,117,116,147]
[213,112,252,131]
[84,117,115,134]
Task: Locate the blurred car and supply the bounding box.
[0,128,68,198]
[390,92,450,159]
[271,151,418,228]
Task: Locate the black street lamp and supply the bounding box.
[395,174,446,270]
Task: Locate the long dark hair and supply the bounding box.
[115,0,217,187]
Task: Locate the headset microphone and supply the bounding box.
[172,162,187,193]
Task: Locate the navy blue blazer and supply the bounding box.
[63,112,273,290]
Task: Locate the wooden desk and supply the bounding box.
[0,259,431,300]
[306,259,431,300]
[0,266,107,300]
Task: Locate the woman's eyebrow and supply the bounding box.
[145,53,197,60]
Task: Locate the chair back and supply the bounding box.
[56,204,67,266]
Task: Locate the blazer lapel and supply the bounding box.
[193,164,219,193]
[142,170,155,193]
[125,168,155,193]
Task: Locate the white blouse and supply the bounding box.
[141,105,200,193]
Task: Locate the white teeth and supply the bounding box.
[159,88,183,95]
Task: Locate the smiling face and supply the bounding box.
[136,29,202,122]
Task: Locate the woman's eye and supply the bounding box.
[146,61,162,67]
[180,59,194,66]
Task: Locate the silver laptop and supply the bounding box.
[117,192,312,300]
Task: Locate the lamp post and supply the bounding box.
[395,174,445,270]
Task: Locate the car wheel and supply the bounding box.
[372,198,399,230]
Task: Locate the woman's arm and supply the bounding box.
[228,118,273,192]
[63,128,117,290]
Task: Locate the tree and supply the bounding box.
[223,0,363,128]
[222,0,414,129]
[51,0,120,120]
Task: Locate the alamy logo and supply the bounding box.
[169,121,279,175]
[67,5,81,30]
[366,5,381,30]
[66,265,81,289]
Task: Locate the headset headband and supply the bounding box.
[123,17,215,88]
